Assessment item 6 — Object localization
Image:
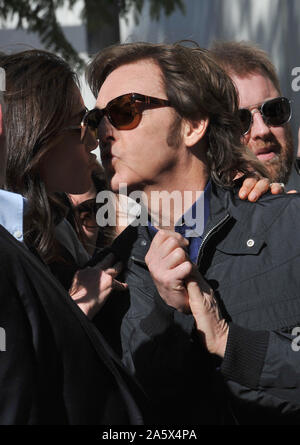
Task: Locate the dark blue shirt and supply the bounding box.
[148,181,211,264]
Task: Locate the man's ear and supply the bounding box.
[182,118,209,147]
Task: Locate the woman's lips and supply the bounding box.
[101,150,117,164]
[101,152,112,161]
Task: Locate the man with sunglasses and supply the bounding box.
[84,41,300,425]
[210,40,300,191]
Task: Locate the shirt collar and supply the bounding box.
[175,181,211,238]
[148,181,211,239]
[0,190,26,242]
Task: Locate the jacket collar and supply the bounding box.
[110,179,293,263]
[204,180,294,257]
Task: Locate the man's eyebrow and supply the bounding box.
[240,97,277,110]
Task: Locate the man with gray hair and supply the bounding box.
[85,41,300,425]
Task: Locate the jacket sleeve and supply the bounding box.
[121,287,220,424]
[0,270,37,424]
[220,323,300,421]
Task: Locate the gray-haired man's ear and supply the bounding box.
[183,118,210,148]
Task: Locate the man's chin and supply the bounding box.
[109,178,130,195]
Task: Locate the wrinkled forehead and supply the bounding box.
[97,59,166,108]
[230,71,280,109]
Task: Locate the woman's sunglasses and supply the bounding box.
[238,96,292,136]
[81,93,171,141]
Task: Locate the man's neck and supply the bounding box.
[142,165,210,231]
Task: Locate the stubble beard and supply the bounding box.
[263,125,294,184]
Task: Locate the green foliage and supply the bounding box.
[120,0,185,23]
[81,0,119,32]
[0,0,186,71]
[0,0,84,70]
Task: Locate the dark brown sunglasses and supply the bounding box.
[81,93,171,141]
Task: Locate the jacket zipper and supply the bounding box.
[131,214,231,268]
[197,213,231,267]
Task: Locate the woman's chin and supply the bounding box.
[66,178,93,195]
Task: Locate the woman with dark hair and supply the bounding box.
[0,52,146,426]
[67,161,117,256]
[0,49,124,293]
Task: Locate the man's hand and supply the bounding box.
[186,269,229,357]
[146,230,229,356]
[145,230,192,313]
[69,253,127,319]
[238,177,285,201]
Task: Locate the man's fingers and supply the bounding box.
[188,266,212,294]
[163,247,189,270]
[186,279,203,303]
[112,278,128,292]
[270,183,285,195]
[151,229,189,251]
[186,279,209,318]
[287,190,298,194]
[170,260,193,281]
[239,177,270,201]
[104,261,123,278]
[161,236,189,259]
[146,230,189,267]
[249,178,272,201]
[239,177,260,200]
[186,278,228,357]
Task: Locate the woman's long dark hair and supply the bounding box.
[0,49,80,262]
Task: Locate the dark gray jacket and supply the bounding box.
[93,182,300,424]
[0,225,145,425]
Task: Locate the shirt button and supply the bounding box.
[247,239,255,248]
[13,230,22,239]
[140,239,147,246]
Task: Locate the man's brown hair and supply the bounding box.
[209,40,281,94]
[87,41,268,187]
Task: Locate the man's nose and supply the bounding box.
[250,109,272,139]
